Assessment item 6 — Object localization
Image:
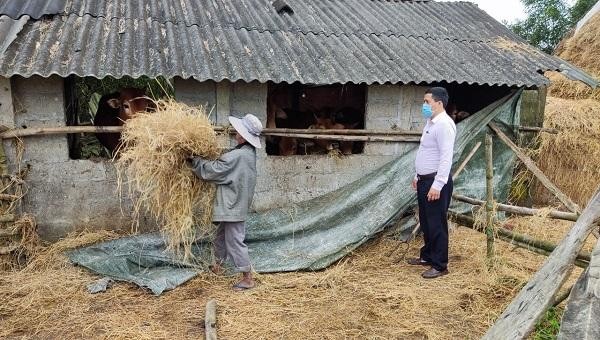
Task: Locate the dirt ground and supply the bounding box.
[0,216,589,340]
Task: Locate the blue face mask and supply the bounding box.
[422,103,433,119]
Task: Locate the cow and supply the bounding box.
[333,107,362,155]
[310,108,361,155]
[93,88,155,156]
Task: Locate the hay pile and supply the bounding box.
[533,11,600,206]
[0,222,585,339]
[556,12,600,78]
[534,97,600,206]
[116,100,221,259]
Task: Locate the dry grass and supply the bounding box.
[0,221,585,340]
[116,100,221,260]
[532,97,600,207]
[546,71,600,101]
[535,12,600,207]
[558,12,600,77]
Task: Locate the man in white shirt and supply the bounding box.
[408,87,457,279]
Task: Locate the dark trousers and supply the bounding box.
[417,176,453,271]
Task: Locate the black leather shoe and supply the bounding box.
[407,258,431,266]
[421,267,449,279]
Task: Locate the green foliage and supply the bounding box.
[509,0,599,53]
[532,307,563,340]
[571,0,599,23]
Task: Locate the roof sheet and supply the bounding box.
[0,0,593,87]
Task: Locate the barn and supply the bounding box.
[0,0,594,240]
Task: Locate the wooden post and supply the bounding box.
[205,299,217,340]
[518,87,547,147]
[488,122,581,214]
[485,134,494,265]
[483,186,600,339]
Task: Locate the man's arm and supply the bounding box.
[432,123,456,192]
[190,151,237,184]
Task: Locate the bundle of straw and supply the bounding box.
[116,100,221,259]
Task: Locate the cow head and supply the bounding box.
[107,88,155,122]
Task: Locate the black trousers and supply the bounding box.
[417,176,453,271]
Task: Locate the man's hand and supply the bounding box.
[411,178,417,191]
[427,188,440,201]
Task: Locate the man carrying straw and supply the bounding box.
[408,87,456,279]
[189,114,263,291]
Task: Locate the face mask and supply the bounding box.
[422,103,433,119]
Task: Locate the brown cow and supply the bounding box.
[311,109,359,155]
[93,88,155,156]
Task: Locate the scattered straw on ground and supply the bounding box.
[116,100,221,260]
[0,220,585,340]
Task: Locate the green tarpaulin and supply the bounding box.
[68,90,522,295]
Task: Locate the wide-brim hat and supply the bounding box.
[229,114,263,149]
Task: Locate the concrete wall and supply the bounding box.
[175,79,427,211]
[2,76,136,240]
[0,76,426,239]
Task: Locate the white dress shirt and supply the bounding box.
[414,111,457,191]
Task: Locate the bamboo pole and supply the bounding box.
[552,286,573,307]
[0,126,124,138]
[0,227,17,237]
[453,141,482,180]
[205,299,217,340]
[485,134,495,265]
[488,122,581,214]
[0,244,18,255]
[483,187,600,339]
[449,213,590,267]
[0,214,15,223]
[0,139,7,176]
[257,128,422,136]
[266,133,420,142]
[518,126,559,134]
[0,193,19,201]
[0,126,422,139]
[452,194,579,222]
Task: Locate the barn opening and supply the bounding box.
[438,83,514,123]
[64,76,172,160]
[266,83,367,156]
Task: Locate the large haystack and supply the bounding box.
[536,11,600,206]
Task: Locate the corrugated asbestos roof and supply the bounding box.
[0,0,66,19]
[0,0,595,87]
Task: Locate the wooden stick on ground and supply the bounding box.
[452,141,482,180]
[452,194,579,222]
[488,122,581,214]
[483,186,600,340]
[205,299,217,340]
